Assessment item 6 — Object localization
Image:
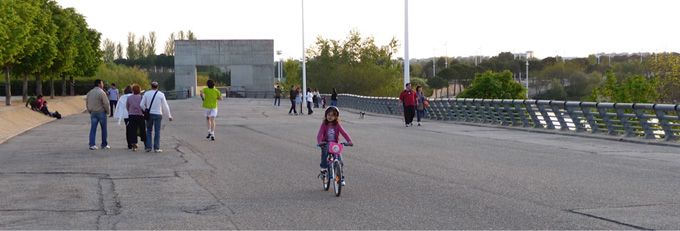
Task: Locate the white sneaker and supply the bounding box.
[102,145,111,149]
[154,149,163,153]
[89,146,98,150]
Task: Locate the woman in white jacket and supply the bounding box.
[113,86,133,149]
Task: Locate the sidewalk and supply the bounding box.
[0,96,86,144]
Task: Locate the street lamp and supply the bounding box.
[301,0,307,99]
[525,51,530,99]
[403,0,410,86]
[276,50,283,82]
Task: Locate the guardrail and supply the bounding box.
[337,94,680,142]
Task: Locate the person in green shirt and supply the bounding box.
[200,80,223,141]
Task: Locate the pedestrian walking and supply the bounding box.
[288,86,298,115]
[107,83,119,117]
[295,87,303,115]
[331,88,338,106]
[306,88,314,115]
[274,85,282,107]
[86,79,111,150]
[140,81,173,153]
[200,80,223,141]
[399,83,417,127]
[126,84,146,151]
[415,85,428,126]
[114,86,133,148]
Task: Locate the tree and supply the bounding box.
[164,32,175,56]
[178,30,185,40]
[148,31,157,56]
[187,30,196,40]
[126,32,137,60]
[649,53,680,103]
[137,35,147,59]
[458,70,527,99]
[47,6,79,99]
[67,14,102,96]
[14,0,57,102]
[115,42,123,60]
[1,0,40,105]
[305,30,401,96]
[102,38,116,63]
[590,71,658,103]
[426,77,447,98]
[281,59,300,93]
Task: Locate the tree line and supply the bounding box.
[1,0,102,105]
[409,51,680,103]
[101,30,196,72]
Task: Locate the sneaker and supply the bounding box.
[102,145,111,149]
[418,122,421,126]
[89,146,98,150]
[210,136,215,141]
[145,148,152,152]
[206,133,212,139]
[131,144,138,152]
[154,149,163,153]
[341,180,346,186]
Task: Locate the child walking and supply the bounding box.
[316,106,353,185]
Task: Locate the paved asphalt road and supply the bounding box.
[0,98,679,229]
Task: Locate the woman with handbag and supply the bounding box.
[415,85,428,127]
[125,84,146,151]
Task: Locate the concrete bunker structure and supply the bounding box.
[174,40,274,96]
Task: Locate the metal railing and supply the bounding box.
[337,94,680,143]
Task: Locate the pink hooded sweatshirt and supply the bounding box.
[316,122,352,144]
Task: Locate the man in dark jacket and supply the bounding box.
[288,87,297,115]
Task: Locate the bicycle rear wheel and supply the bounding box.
[333,161,342,197]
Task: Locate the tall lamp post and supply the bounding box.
[301,0,307,100]
[525,51,530,99]
[276,50,283,82]
[403,0,410,86]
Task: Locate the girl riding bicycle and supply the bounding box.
[317,106,353,185]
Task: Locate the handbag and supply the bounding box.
[143,90,159,121]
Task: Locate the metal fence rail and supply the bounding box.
[337,94,680,143]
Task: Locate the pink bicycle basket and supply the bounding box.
[327,142,344,155]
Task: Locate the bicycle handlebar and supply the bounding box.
[318,142,353,147]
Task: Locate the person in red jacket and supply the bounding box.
[399,83,417,127]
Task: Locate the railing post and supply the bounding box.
[537,100,555,129]
[565,101,585,132]
[514,100,530,127]
[633,103,656,139]
[550,101,569,130]
[597,103,617,135]
[654,104,678,141]
[524,100,542,128]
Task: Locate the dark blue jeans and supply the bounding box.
[89,111,108,147]
[320,145,343,169]
[145,114,162,150]
[416,109,426,122]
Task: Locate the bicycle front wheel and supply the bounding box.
[323,167,330,191]
[333,161,342,197]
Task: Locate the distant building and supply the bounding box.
[513,51,534,59]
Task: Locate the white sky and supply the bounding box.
[56,0,679,59]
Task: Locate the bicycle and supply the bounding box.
[318,142,352,197]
